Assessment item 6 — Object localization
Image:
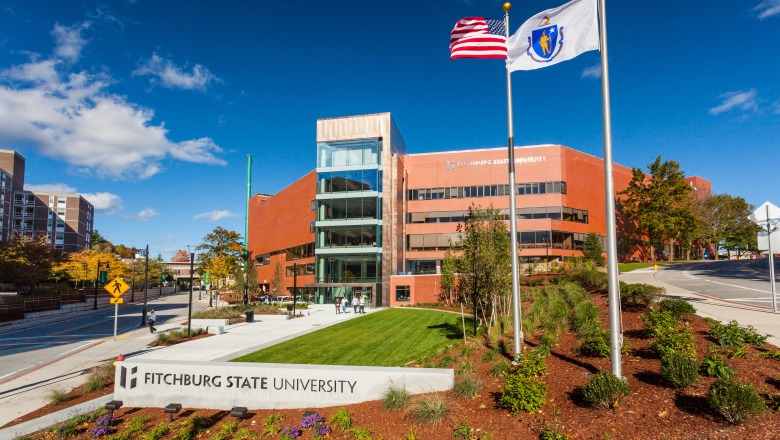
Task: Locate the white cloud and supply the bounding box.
[581,64,601,79]
[133,53,220,91]
[123,207,159,221]
[0,26,226,181]
[755,0,780,19]
[23,183,77,194]
[708,89,759,115]
[193,210,238,221]
[772,100,780,114]
[51,22,89,61]
[81,192,123,214]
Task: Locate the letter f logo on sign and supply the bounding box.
[119,366,138,389]
[446,160,456,170]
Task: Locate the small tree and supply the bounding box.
[582,233,605,266]
[270,261,285,295]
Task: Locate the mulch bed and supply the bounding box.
[4,292,780,439]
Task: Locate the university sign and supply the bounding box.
[114,360,453,410]
[445,155,546,170]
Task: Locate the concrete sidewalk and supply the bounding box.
[620,267,780,347]
[0,303,374,439]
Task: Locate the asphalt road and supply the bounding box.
[0,290,207,383]
[653,258,779,309]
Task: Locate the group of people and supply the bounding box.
[335,295,366,315]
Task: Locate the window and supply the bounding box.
[395,286,410,302]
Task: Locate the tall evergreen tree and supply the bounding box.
[582,232,605,266]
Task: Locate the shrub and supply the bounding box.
[572,301,601,335]
[408,394,451,426]
[437,356,455,367]
[651,322,697,358]
[708,320,746,348]
[536,332,558,356]
[660,351,699,389]
[641,310,679,338]
[659,298,696,316]
[329,409,352,431]
[452,373,481,398]
[581,372,630,410]
[143,421,170,440]
[514,350,548,377]
[456,360,475,375]
[575,330,610,358]
[452,420,474,440]
[382,384,409,410]
[81,363,114,393]
[621,283,665,308]
[490,361,511,378]
[573,269,608,292]
[480,350,497,363]
[171,414,204,440]
[498,372,547,414]
[699,353,735,379]
[47,387,69,405]
[757,350,780,361]
[707,377,767,424]
[346,426,373,440]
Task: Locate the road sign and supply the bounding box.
[105,277,130,297]
[110,297,124,304]
[203,273,211,285]
[748,201,780,225]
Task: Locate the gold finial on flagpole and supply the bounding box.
[503,2,511,12]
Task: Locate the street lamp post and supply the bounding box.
[140,244,149,327]
[542,233,549,273]
[93,261,109,310]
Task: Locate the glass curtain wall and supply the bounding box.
[315,138,382,305]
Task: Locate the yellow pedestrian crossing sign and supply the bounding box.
[105,277,130,298]
[110,297,124,304]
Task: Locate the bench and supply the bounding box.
[190,319,229,330]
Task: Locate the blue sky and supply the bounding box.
[1,0,778,258]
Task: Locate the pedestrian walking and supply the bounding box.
[335,297,341,314]
[147,309,157,334]
[341,297,348,314]
[352,295,359,314]
[358,295,365,314]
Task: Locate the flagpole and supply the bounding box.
[503,2,523,357]
[597,0,622,378]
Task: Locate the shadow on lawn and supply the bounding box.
[427,318,474,340]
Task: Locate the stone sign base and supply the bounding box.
[114,359,453,410]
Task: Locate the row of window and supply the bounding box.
[316,169,382,194]
[317,138,381,168]
[407,206,588,224]
[317,196,380,221]
[406,230,602,252]
[286,263,315,276]
[408,181,567,201]
[317,225,380,248]
[255,242,316,265]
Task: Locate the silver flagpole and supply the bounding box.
[504,2,523,357]
[598,0,622,378]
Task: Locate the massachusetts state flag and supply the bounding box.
[506,0,599,71]
[450,17,507,60]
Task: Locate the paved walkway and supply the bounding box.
[0,303,374,439]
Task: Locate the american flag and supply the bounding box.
[450,17,507,60]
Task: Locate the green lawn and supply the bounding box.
[232,308,469,367]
